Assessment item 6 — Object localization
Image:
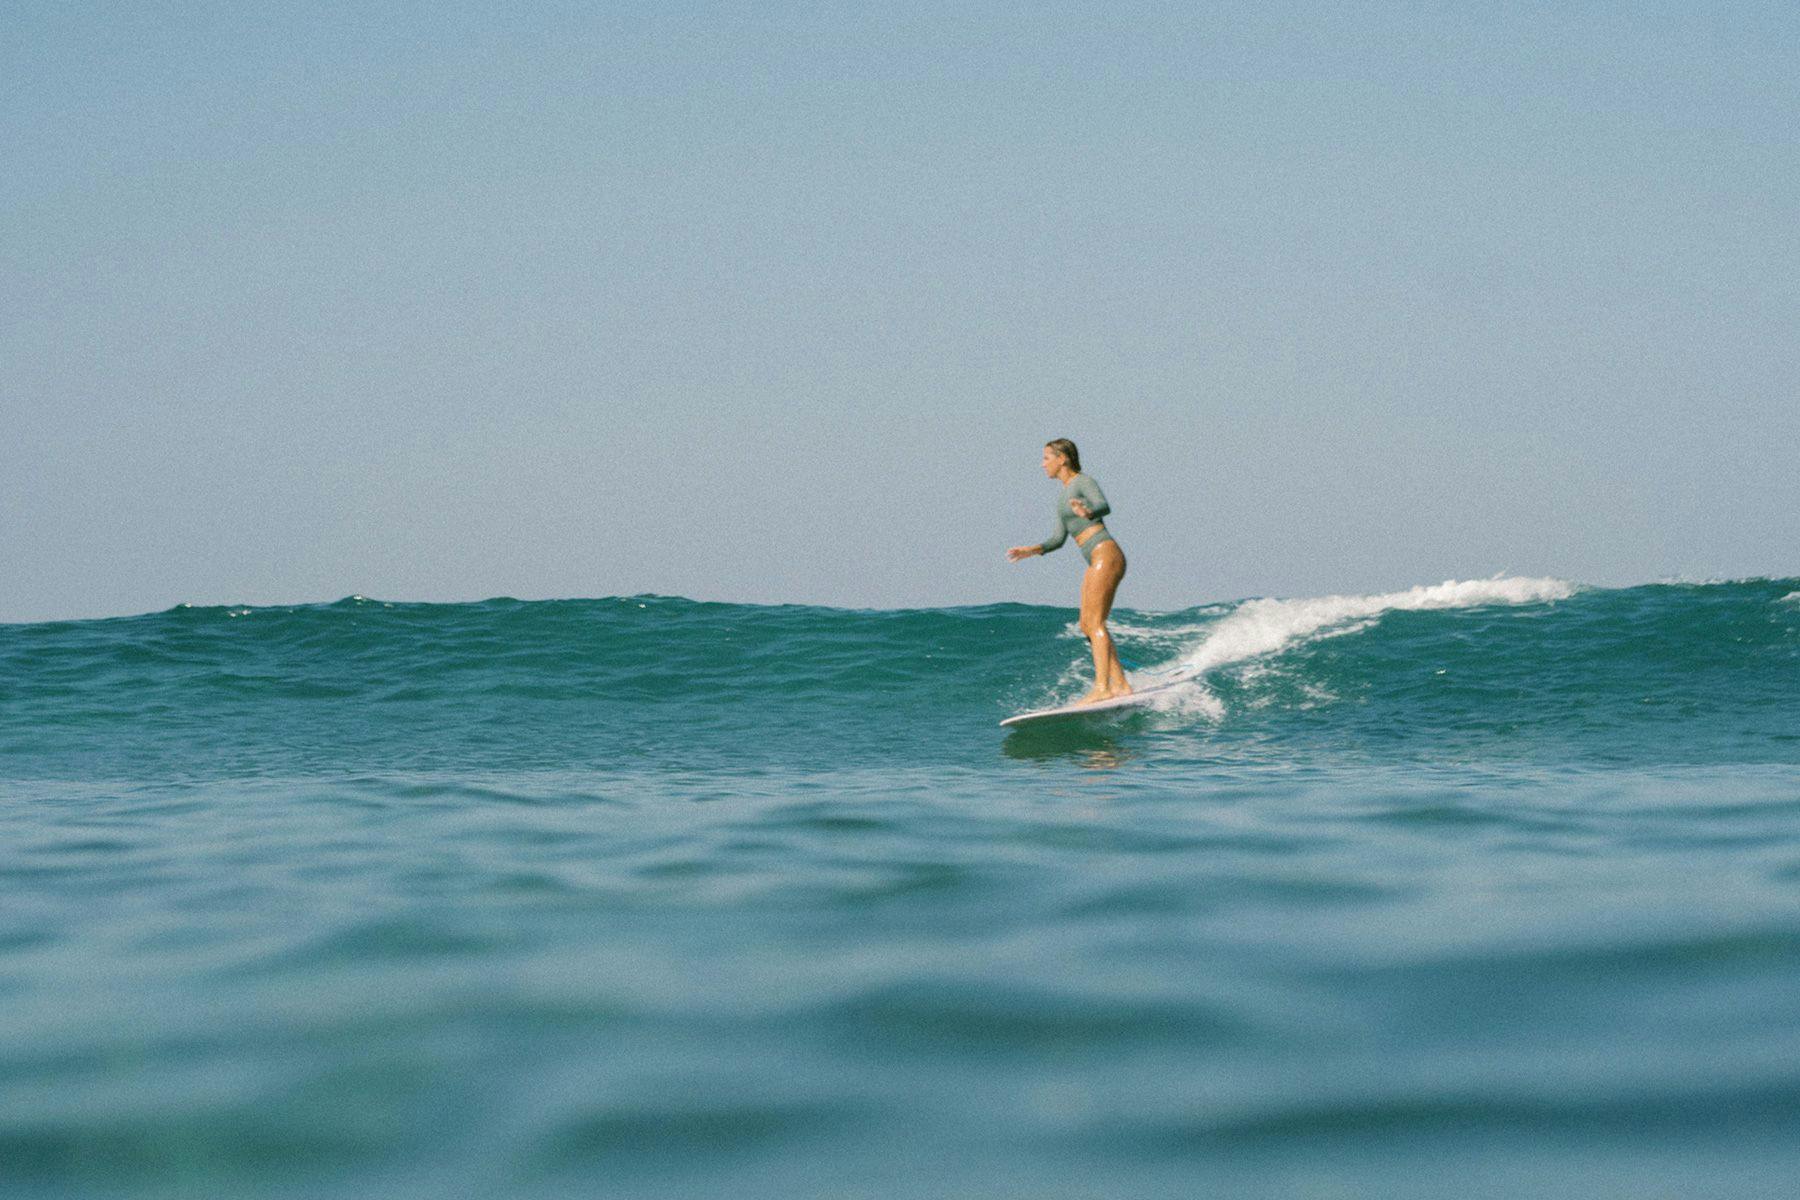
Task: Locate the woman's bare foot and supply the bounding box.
[1077,683,1135,705]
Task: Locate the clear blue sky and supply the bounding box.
[4,1,1795,622]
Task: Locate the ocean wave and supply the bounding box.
[1170,576,1575,678]
[3,577,1797,777]
[1104,577,1575,721]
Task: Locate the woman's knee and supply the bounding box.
[1081,618,1109,640]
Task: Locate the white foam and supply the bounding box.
[1047,576,1572,724]
[1169,576,1574,681]
[1780,591,1800,605]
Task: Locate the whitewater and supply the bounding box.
[3,577,1798,1198]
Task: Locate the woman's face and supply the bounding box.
[1042,446,1065,477]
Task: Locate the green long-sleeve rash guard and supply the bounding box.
[1038,474,1112,554]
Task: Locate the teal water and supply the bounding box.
[4,577,1799,1198]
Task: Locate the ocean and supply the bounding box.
[4,577,1798,1198]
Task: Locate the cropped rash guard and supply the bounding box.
[1038,474,1112,555]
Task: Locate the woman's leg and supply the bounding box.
[1098,542,1129,694]
[1079,542,1129,700]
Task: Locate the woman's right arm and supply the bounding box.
[1073,476,1110,520]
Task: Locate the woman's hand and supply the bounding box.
[1068,499,1092,519]
[1006,545,1040,562]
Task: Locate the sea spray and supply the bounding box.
[1069,576,1578,721]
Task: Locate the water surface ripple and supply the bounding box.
[3,580,1799,1197]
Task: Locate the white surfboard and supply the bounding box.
[1000,675,1199,728]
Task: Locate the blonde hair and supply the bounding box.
[1045,438,1081,472]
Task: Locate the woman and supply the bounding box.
[1007,438,1131,704]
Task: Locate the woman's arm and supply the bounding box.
[1009,515,1064,562]
[1072,476,1111,521]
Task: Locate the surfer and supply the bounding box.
[1007,439,1131,705]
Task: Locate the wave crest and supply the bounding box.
[1115,577,1575,720]
[1173,576,1574,679]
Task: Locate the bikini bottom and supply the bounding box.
[1078,529,1116,565]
